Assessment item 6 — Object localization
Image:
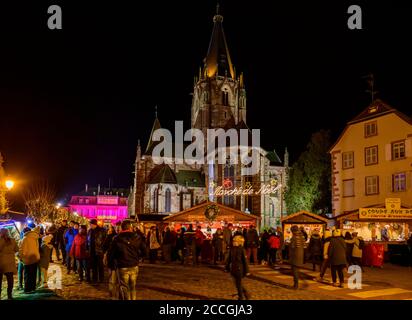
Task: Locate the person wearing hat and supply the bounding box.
[18,225,41,293]
[38,234,53,288]
[328,229,347,287]
[225,233,250,300]
[87,219,107,283]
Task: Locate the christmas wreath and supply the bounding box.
[205,204,219,221]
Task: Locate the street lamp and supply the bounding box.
[5,179,14,190]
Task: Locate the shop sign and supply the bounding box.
[96,215,117,220]
[97,196,118,205]
[385,198,401,210]
[359,208,412,220]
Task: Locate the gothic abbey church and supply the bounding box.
[130,7,288,229]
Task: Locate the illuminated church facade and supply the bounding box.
[130,7,288,229]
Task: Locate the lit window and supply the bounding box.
[393,173,406,192]
[342,152,354,169]
[343,179,355,197]
[392,141,405,160]
[365,146,378,165]
[364,121,377,137]
[365,176,379,195]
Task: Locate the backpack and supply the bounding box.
[357,239,365,250]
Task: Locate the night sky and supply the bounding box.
[1,1,411,210]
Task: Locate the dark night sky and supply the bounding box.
[1,1,411,209]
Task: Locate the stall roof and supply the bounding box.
[335,203,412,221]
[281,211,329,224]
[163,201,260,223]
[0,210,27,222]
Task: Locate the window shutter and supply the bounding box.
[385,144,392,161]
[405,139,412,158]
[407,172,411,191]
[385,175,392,193]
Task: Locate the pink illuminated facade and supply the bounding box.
[68,187,129,224]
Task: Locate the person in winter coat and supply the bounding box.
[246,225,259,265]
[344,232,354,266]
[225,234,250,300]
[0,228,19,300]
[38,234,53,288]
[107,220,147,300]
[259,230,270,264]
[147,226,161,264]
[162,227,174,263]
[276,226,285,263]
[64,222,79,274]
[56,220,68,262]
[288,225,305,289]
[345,232,364,271]
[300,226,308,242]
[222,224,233,261]
[316,230,332,282]
[87,219,107,282]
[328,229,347,287]
[267,232,280,266]
[212,228,224,264]
[175,228,186,264]
[17,226,31,290]
[194,226,205,264]
[308,230,323,271]
[18,226,41,293]
[70,225,90,282]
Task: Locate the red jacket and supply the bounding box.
[70,234,89,259]
[268,235,281,249]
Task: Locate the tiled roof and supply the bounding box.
[147,164,177,184]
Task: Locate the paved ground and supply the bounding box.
[2,260,412,300]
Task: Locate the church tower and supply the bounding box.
[191,5,247,134]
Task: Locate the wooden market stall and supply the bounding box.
[281,210,329,243]
[163,201,260,233]
[164,201,260,262]
[335,207,412,266]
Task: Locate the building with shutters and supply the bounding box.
[330,99,412,215]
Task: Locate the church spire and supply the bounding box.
[145,108,162,154]
[204,4,235,79]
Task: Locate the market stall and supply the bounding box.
[335,205,412,266]
[164,201,260,261]
[281,210,329,243]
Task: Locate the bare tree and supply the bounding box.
[24,181,57,223]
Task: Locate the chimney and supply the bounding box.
[85,184,88,193]
[98,184,101,195]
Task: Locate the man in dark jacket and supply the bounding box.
[328,229,347,287]
[246,225,259,265]
[107,220,147,300]
[289,225,305,289]
[225,234,250,300]
[308,230,322,271]
[56,220,68,262]
[87,219,107,283]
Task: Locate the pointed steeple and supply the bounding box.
[204,4,235,79]
[145,108,162,155]
[284,147,289,167]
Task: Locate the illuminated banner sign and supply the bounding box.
[359,208,412,220]
[97,196,118,205]
[96,215,117,220]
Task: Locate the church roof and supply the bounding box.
[266,149,282,166]
[145,117,162,155]
[147,164,177,184]
[204,5,235,79]
[176,170,205,188]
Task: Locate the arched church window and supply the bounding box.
[269,200,275,218]
[165,188,171,212]
[222,90,229,106]
[203,91,209,103]
[153,187,159,213]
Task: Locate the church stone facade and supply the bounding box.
[130,8,288,229]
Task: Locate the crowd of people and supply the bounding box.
[2,218,412,300]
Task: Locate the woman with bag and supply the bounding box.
[0,228,19,299]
